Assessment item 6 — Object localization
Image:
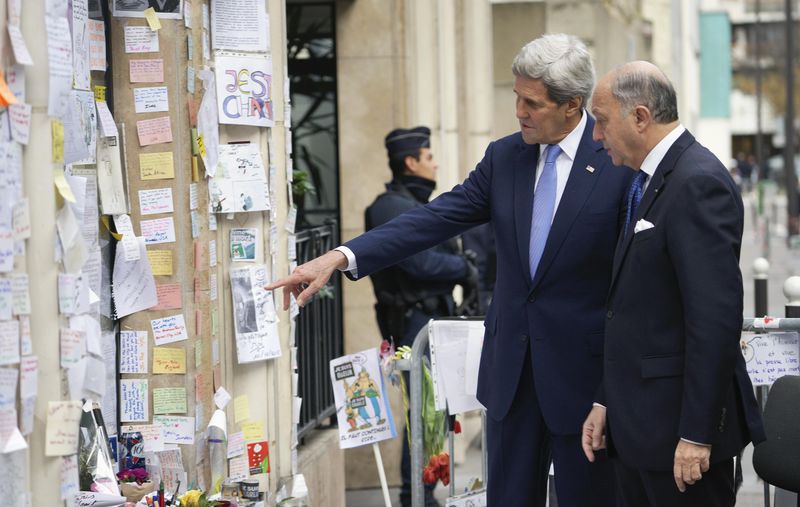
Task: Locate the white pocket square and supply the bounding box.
[634,219,655,234]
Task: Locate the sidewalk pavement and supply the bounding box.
[347,191,793,507]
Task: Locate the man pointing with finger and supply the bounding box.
[582,61,765,506]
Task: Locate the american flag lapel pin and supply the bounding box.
[586,165,595,173]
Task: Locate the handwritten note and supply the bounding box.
[743,332,800,386]
[136,116,173,146]
[141,217,176,244]
[119,330,148,374]
[227,431,245,458]
[0,280,12,321]
[139,187,174,215]
[12,199,30,241]
[121,424,164,452]
[133,86,169,113]
[241,420,264,442]
[151,314,188,346]
[124,26,159,53]
[120,378,149,422]
[19,356,36,399]
[0,321,20,366]
[153,387,187,414]
[152,283,182,310]
[153,415,194,444]
[88,19,106,71]
[46,16,72,118]
[234,395,250,423]
[153,347,186,374]
[147,250,173,276]
[95,100,118,137]
[215,54,273,127]
[8,25,33,66]
[112,236,158,319]
[60,328,84,368]
[45,401,82,456]
[140,152,174,180]
[8,103,31,145]
[130,58,164,83]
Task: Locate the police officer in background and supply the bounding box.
[367,126,477,507]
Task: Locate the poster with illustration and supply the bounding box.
[330,348,396,449]
[230,228,257,261]
[214,54,274,127]
[113,0,182,18]
[209,144,270,213]
[230,265,281,363]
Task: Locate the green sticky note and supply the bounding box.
[191,128,199,155]
[195,342,202,368]
[152,387,188,414]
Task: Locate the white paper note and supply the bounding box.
[133,86,169,113]
[120,378,149,423]
[124,26,159,53]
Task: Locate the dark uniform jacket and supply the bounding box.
[365,175,467,343]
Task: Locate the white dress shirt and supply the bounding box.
[335,111,590,276]
[638,124,686,191]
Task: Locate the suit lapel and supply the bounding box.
[513,142,540,286]
[609,130,696,292]
[531,120,605,290]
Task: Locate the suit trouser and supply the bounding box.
[486,349,616,507]
[614,456,735,507]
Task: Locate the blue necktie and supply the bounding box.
[529,144,562,279]
[624,171,648,239]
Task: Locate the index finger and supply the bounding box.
[265,274,298,291]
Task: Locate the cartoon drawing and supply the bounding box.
[353,367,386,425]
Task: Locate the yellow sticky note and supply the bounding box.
[153,347,186,374]
[234,395,250,423]
[140,152,175,180]
[144,8,162,30]
[192,156,199,182]
[153,387,187,414]
[51,120,64,163]
[147,250,173,276]
[94,85,106,102]
[53,169,76,203]
[197,134,206,159]
[241,420,264,442]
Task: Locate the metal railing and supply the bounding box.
[295,220,343,441]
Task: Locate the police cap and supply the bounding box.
[385,126,431,159]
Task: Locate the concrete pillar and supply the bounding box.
[19,0,61,504]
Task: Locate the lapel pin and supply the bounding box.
[585,165,595,173]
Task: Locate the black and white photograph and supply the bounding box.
[112,0,182,18]
[231,270,257,335]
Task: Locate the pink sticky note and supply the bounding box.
[194,241,203,269]
[130,58,164,83]
[136,116,173,146]
[151,283,182,311]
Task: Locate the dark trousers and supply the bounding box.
[486,349,616,507]
[615,457,735,507]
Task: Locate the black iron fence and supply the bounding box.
[295,220,343,441]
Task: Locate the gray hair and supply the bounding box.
[610,65,679,123]
[512,33,595,107]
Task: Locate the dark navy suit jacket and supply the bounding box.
[601,130,766,471]
[346,116,632,433]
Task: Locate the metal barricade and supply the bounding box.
[393,316,800,506]
[395,317,488,507]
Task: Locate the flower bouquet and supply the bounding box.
[117,468,153,503]
[177,490,222,507]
